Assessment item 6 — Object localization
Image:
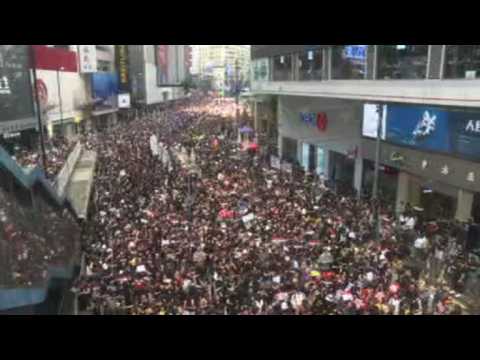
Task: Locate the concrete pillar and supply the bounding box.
[456,189,474,222]
[396,171,409,215]
[408,177,422,209]
[253,101,259,132]
[353,156,364,197]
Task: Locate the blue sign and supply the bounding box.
[386,105,453,153]
[344,45,367,61]
[92,72,119,105]
[452,113,480,160]
[301,112,317,126]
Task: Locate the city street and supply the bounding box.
[2,45,480,315]
[70,96,472,315]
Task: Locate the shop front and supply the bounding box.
[361,102,480,221]
[278,96,363,188]
[362,160,399,203]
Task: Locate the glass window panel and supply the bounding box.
[377,45,428,80]
[273,55,292,81]
[298,49,323,81]
[332,45,368,80]
[444,45,480,79]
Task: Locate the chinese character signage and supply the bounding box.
[115,45,130,93]
[0,45,37,133]
[78,45,97,73]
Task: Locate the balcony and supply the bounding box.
[252,79,480,108]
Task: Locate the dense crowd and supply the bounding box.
[13,136,77,180]
[0,184,79,288]
[73,96,478,315]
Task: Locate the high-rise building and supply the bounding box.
[128,45,189,107]
[251,45,480,223]
[191,45,250,91]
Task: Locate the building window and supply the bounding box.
[97,60,111,72]
[273,55,292,81]
[331,45,368,80]
[298,49,323,81]
[377,45,428,80]
[252,58,270,82]
[444,45,480,79]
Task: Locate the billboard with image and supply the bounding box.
[0,45,37,133]
[156,45,169,85]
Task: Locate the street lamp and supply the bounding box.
[57,66,65,136]
[29,45,48,172]
[372,104,384,242]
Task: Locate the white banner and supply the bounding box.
[150,135,159,156]
[78,45,97,73]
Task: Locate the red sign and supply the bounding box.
[317,112,328,132]
[32,45,78,72]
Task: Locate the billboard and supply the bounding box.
[452,113,480,160]
[156,45,169,85]
[78,45,97,73]
[386,105,452,153]
[375,103,480,162]
[115,45,130,93]
[0,45,37,134]
[362,104,387,140]
[36,69,89,123]
[91,72,119,109]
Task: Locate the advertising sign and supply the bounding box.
[362,104,387,140]
[452,113,480,160]
[78,45,97,73]
[344,45,368,61]
[156,45,169,85]
[0,45,37,133]
[118,93,131,109]
[386,105,452,153]
[115,45,130,92]
[92,72,119,109]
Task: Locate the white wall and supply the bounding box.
[278,96,362,156]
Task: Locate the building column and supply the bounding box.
[456,189,474,222]
[396,171,410,215]
[253,101,259,132]
[353,156,363,197]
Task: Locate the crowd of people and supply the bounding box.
[0,181,80,288]
[13,136,77,180]
[69,96,479,315]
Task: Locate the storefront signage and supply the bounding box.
[467,172,475,182]
[386,105,451,153]
[115,45,130,93]
[385,104,480,162]
[300,112,328,132]
[118,93,131,109]
[0,45,37,134]
[78,45,97,73]
[0,75,10,94]
[344,45,367,61]
[92,72,119,110]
